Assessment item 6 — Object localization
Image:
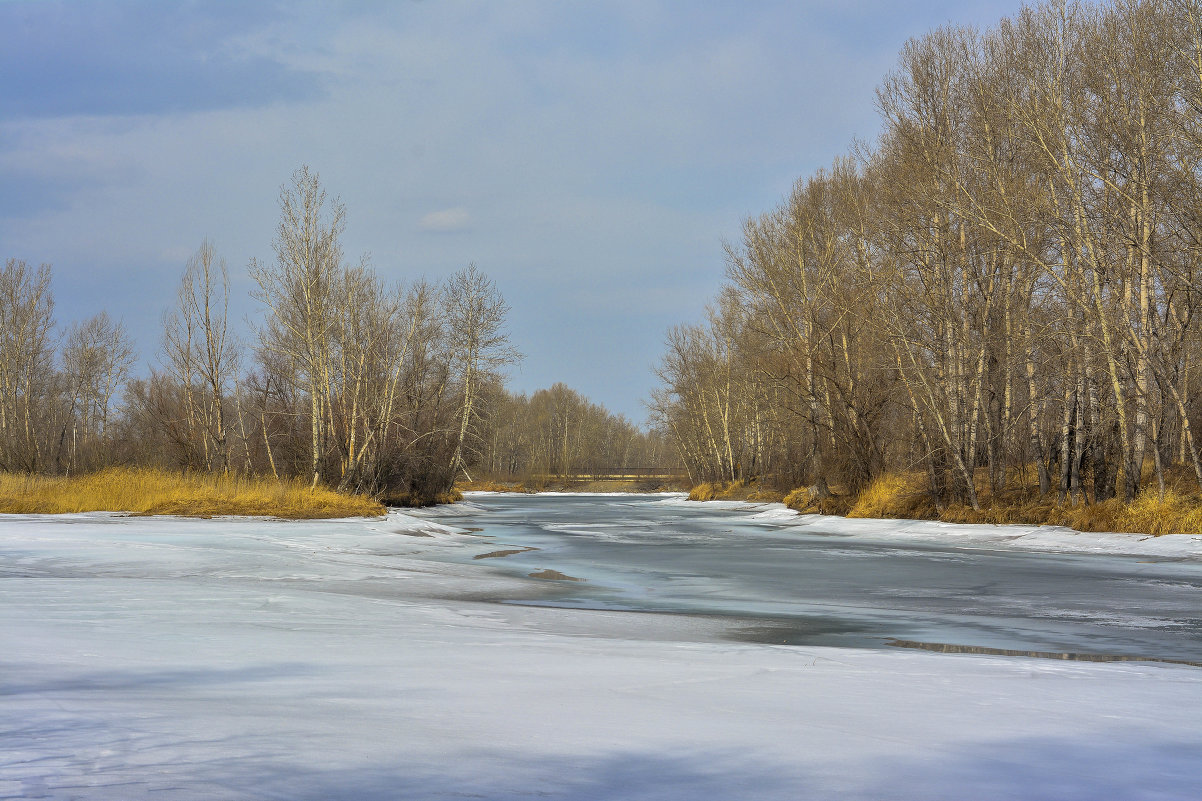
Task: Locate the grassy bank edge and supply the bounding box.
[0,468,388,519]
[688,473,1202,537]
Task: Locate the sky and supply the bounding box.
[1,0,1028,423]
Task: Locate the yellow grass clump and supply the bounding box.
[0,467,386,519]
[1116,489,1202,536]
[846,472,930,519]
[687,480,785,503]
[781,486,808,509]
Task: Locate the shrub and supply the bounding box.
[783,487,811,510]
[847,472,926,519]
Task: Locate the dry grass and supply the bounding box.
[692,463,1202,536]
[456,479,537,494]
[781,486,852,516]
[782,486,810,509]
[384,488,464,507]
[688,481,786,503]
[1115,489,1202,535]
[0,467,386,518]
[847,472,932,519]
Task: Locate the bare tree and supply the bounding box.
[654,0,1202,511]
[444,263,520,481]
[163,240,240,471]
[0,259,55,472]
[62,311,135,470]
[250,166,346,487]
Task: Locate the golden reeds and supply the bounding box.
[0,467,386,518]
[693,465,1202,536]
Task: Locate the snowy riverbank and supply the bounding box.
[2,508,1201,799]
[683,497,1202,560]
[467,491,1202,561]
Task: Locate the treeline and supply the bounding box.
[0,263,135,476]
[0,167,521,503]
[481,382,673,480]
[652,0,1202,510]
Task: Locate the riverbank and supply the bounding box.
[456,490,1202,560]
[688,469,1202,536]
[645,495,1202,561]
[0,467,385,518]
[458,477,689,494]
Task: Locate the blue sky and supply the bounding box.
[1,0,1026,422]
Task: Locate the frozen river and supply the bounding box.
[425,494,1202,665]
[3,494,1202,799]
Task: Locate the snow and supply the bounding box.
[654,495,1202,560]
[2,508,1201,800]
[464,490,683,498]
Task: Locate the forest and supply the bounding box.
[8,0,1202,531]
[0,167,663,504]
[651,0,1202,525]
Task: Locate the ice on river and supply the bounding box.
[646,494,1202,559]
[2,504,1201,800]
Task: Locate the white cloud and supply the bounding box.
[418,206,471,233]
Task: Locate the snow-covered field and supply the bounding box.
[3,504,1201,800]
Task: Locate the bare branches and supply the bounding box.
[0,259,55,471]
[163,240,239,471]
[444,263,521,481]
[655,0,1202,507]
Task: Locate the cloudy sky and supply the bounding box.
[1,0,1026,422]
